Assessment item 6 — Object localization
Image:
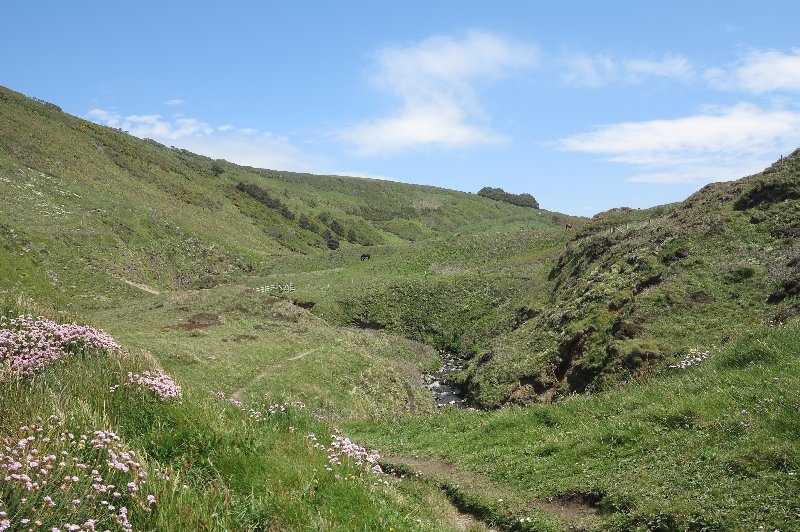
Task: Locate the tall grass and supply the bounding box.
[0,305,464,530]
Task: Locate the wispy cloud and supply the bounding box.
[561,53,693,87]
[561,53,617,88]
[86,109,213,139]
[336,30,536,156]
[85,109,325,172]
[177,133,324,171]
[706,48,800,93]
[164,98,185,106]
[556,102,800,183]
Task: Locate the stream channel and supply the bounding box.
[423,351,467,408]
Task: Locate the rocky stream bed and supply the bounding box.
[423,351,467,408]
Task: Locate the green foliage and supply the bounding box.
[464,154,800,406]
[348,322,800,531]
[235,181,295,221]
[3,84,800,530]
[477,186,539,208]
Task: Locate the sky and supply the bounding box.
[2,1,799,215]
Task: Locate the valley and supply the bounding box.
[1,85,799,530]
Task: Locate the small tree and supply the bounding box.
[210,162,225,177]
[323,229,339,250]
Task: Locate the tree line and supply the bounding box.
[477,187,539,209]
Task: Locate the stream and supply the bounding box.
[423,351,467,408]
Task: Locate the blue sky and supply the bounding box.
[3,1,799,215]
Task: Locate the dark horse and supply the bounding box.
[360,253,371,261]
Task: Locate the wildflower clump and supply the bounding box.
[116,371,182,400]
[669,348,711,369]
[211,391,305,421]
[0,315,120,379]
[0,420,159,531]
[306,431,383,475]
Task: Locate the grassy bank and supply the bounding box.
[347,321,800,530]
[0,299,473,531]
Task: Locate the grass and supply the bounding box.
[0,297,470,530]
[346,321,800,530]
[85,283,440,420]
[2,84,800,530]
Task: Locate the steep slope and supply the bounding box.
[0,85,560,306]
[465,151,800,407]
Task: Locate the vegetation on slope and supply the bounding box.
[2,84,799,530]
[0,297,469,531]
[349,322,800,530]
[462,152,800,407]
[478,186,539,209]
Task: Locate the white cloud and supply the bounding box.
[164,98,185,106]
[556,102,800,183]
[561,53,618,87]
[176,133,325,172]
[623,56,693,83]
[86,109,213,139]
[336,30,536,156]
[706,49,800,93]
[85,109,324,172]
[562,53,693,87]
[338,99,508,155]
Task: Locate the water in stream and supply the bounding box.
[423,351,467,408]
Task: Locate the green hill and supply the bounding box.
[2,84,799,530]
[0,85,561,297]
[462,153,800,407]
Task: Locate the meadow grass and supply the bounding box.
[0,297,477,531]
[3,85,800,530]
[346,321,800,530]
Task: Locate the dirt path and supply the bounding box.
[113,275,161,295]
[287,347,321,361]
[381,455,597,530]
[230,348,321,401]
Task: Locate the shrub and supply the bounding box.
[0,315,119,380]
[477,187,539,208]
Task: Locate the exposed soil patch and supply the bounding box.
[189,312,223,325]
[538,493,601,523]
[382,456,497,532]
[171,312,224,330]
[229,334,257,343]
[506,376,553,404]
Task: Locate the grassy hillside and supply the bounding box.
[0,85,558,297]
[349,322,800,530]
[0,296,466,531]
[462,153,800,407]
[2,84,799,530]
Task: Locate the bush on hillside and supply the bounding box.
[477,187,539,209]
[235,182,294,221]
